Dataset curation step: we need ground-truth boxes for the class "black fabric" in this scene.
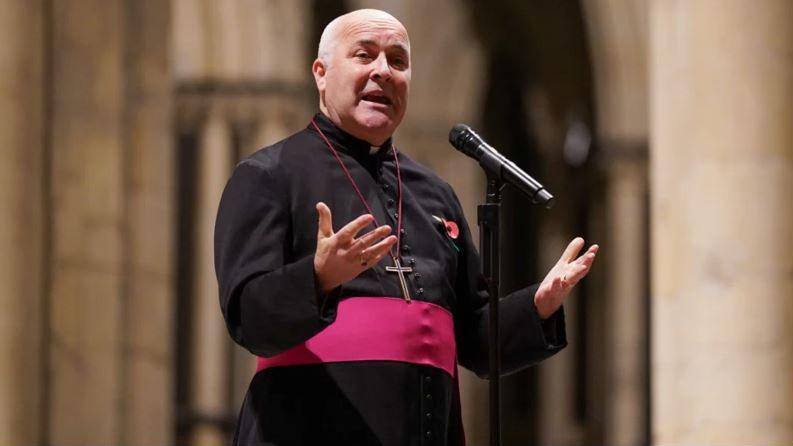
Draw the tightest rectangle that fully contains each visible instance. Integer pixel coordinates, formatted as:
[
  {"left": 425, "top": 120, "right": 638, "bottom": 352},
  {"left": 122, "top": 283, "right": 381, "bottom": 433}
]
[
  {"left": 214, "top": 113, "right": 567, "bottom": 446},
  {"left": 233, "top": 362, "right": 453, "bottom": 446}
]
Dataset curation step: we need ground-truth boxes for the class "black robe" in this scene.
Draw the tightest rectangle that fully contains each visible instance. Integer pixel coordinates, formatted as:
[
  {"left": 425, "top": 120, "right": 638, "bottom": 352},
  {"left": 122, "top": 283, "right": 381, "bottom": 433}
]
[{"left": 214, "top": 113, "right": 567, "bottom": 446}]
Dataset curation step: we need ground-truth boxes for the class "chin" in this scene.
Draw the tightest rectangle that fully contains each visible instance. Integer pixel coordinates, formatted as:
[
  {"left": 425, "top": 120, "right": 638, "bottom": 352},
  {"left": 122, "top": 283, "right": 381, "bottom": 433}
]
[{"left": 356, "top": 111, "right": 397, "bottom": 133}]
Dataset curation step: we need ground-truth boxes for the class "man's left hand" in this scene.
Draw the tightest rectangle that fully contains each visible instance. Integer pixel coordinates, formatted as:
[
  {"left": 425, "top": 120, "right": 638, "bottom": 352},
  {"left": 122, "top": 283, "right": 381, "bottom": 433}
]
[{"left": 534, "top": 237, "right": 599, "bottom": 320}]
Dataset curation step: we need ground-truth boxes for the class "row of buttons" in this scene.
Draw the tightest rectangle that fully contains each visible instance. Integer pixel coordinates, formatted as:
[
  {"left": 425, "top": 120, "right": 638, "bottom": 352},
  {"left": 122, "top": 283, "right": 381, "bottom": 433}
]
[
  {"left": 423, "top": 374, "right": 434, "bottom": 442},
  {"left": 381, "top": 175, "right": 423, "bottom": 296},
  {"left": 381, "top": 163, "right": 434, "bottom": 442}
]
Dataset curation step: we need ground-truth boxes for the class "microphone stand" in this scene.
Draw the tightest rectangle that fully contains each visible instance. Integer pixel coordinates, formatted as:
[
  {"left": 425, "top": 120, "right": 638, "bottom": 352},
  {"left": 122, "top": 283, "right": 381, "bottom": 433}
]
[{"left": 478, "top": 175, "right": 503, "bottom": 446}]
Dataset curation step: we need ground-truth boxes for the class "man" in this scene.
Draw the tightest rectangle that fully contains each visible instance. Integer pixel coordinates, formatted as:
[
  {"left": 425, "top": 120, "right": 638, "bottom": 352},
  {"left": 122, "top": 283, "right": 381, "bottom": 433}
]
[{"left": 214, "top": 9, "right": 597, "bottom": 446}]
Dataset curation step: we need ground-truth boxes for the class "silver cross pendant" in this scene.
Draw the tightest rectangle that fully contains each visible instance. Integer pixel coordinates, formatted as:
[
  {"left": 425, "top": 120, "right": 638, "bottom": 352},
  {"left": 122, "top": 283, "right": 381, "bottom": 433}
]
[{"left": 385, "top": 256, "right": 413, "bottom": 302}]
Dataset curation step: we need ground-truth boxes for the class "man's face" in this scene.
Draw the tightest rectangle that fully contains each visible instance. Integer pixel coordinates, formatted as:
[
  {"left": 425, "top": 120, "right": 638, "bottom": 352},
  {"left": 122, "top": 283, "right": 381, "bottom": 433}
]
[{"left": 314, "top": 16, "right": 411, "bottom": 145}]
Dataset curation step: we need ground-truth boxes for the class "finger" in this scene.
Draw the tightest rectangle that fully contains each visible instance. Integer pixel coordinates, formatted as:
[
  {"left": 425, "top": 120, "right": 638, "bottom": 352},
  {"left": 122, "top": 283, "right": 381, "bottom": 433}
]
[
  {"left": 575, "top": 252, "right": 596, "bottom": 268},
  {"left": 353, "top": 225, "right": 393, "bottom": 251},
  {"left": 565, "top": 263, "right": 591, "bottom": 285},
  {"left": 559, "top": 237, "right": 585, "bottom": 263},
  {"left": 367, "top": 234, "right": 398, "bottom": 255},
  {"left": 316, "top": 202, "right": 333, "bottom": 238},
  {"left": 362, "top": 235, "right": 398, "bottom": 267},
  {"left": 336, "top": 214, "right": 375, "bottom": 243}
]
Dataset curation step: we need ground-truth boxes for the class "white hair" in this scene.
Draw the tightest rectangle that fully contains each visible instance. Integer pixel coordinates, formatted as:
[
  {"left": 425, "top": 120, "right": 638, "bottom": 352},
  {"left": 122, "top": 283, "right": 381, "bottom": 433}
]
[{"left": 317, "top": 16, "right": 343, "bottom": 66}]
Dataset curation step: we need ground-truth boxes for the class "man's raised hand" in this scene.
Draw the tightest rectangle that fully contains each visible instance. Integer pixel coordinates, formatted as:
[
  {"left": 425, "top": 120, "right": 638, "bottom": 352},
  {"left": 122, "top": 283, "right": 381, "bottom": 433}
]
[
  {"left": 313, "top": 202, "right": 397, "bottom": 294},
  {"left": 534, "top": 237, "right": 599, "bottom": 319}
]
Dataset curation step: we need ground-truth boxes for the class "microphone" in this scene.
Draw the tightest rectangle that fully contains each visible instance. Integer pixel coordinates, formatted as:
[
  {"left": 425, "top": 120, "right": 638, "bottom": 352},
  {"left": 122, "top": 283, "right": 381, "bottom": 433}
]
[{"left": 448, "top": 124, "right": 554, "bottom": 208}]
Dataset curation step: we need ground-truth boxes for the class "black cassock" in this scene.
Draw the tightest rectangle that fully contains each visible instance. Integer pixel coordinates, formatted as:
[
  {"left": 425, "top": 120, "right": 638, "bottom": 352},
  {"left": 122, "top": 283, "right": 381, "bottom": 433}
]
[{"left": 214, "top": 113, "right": 567, "bottom": 446}]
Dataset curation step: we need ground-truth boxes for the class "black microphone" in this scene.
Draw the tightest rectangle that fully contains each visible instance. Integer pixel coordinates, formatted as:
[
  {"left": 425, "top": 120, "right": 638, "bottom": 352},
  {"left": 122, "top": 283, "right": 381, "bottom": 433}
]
[{"left": 449, "top": 124, "right": 554, "bottom": 208}]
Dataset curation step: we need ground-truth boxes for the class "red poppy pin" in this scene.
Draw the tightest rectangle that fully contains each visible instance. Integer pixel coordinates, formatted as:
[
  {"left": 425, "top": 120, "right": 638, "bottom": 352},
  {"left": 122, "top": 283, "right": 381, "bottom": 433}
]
[
  {"left": 433, "top": 215, "right": 461, "bottom": 252},
  {"left": 432, "top": 215, "right": 459, "bottom": 239},
  {"left": 444, "top": 219, "right": 459, "bottom": 239}
]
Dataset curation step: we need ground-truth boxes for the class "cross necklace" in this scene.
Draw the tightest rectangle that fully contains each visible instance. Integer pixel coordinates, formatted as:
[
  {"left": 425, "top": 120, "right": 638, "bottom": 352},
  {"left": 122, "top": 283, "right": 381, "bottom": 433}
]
[
  {"left": 385, "top": 260, "right": 412, "bottom": 301},
  {"left": 312, "top": 119, "right": 413, "bottom": 302}
]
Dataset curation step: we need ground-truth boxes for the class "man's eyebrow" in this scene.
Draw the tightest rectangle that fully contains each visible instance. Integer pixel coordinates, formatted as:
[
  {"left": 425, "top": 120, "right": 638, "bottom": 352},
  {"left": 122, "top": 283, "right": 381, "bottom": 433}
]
[
  {"left": 354, "top": 39, "right": 377, "bottom": 47},
  {"left": 353, "top": 39, "right": 409, "bottom": 54}
]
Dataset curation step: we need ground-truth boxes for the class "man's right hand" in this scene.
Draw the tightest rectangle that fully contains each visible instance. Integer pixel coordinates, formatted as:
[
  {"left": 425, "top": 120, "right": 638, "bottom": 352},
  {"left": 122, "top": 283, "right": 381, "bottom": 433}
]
[{"left": 313, "top": 202, "right": 397, "bottom": 294}]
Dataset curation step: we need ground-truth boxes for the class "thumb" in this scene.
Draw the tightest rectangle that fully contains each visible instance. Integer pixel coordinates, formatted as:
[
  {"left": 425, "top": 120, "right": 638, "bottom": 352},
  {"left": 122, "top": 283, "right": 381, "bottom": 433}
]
[{"left": 316, "top": 202, "right": 333, "bottom": 238}]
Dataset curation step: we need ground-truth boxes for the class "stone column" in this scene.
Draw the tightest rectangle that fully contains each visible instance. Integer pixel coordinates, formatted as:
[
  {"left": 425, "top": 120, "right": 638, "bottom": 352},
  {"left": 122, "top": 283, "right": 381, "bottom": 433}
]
[
  {"left": 189, "top": 110, "right": 234, "bottom": 446},
  {"left": 47, "top": 0, "right": 126, "bottom": 443},
  {"left": 651, "top": 1, "right": 793, "bottom": 443},
  {"left": 172, "top": 0, "right": 309, "bottom": 83},
  {"left": 249, "top": 100, "right": 301, "bottom": 157},
  {"left": 0, "top": 1, "right": 44, "bottom": 444},
  {"left": 581, "top": 0, "right": 649, "bottom": 444},
  {"left": 121, "top": 0, "right": 175, "bottom": 443}
]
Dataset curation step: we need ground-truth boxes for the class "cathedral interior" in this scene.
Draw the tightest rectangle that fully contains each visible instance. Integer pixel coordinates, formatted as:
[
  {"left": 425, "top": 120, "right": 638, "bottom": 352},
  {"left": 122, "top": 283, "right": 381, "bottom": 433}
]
[{"left": 1, "top": 0, "right": 791, "bottom": 445}]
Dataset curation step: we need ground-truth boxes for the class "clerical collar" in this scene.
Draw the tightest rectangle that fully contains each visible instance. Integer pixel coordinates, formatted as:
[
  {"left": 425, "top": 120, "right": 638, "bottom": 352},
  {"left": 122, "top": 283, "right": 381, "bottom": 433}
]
[{"left": 308, "top": 113, "right": 392, "bottom": 159}]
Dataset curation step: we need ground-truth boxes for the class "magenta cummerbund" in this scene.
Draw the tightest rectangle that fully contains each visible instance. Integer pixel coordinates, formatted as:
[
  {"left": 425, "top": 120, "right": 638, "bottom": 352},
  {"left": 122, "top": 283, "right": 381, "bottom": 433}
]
[{"left": 256, "top": 296, "right": 457, "bottom": 377}]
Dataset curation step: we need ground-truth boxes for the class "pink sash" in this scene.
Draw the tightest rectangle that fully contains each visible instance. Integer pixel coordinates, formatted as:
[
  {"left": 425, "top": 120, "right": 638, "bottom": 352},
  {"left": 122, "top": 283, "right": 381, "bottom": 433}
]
[{"left": 256, "top": 296, "right": 457, "bottom": 377}]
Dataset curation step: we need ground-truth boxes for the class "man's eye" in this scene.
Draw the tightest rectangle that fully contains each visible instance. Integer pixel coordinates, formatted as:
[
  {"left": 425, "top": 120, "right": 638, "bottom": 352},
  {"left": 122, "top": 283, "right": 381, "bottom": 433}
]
[{"left": 355, "top": 53, "right": 371, "bottom": 59}]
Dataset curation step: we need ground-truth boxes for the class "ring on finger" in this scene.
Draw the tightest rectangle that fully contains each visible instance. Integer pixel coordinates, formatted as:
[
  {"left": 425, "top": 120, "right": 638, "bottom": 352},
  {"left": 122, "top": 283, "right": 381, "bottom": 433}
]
[{"left": 360, "top": 250, "right": 368, "bottom": 266}]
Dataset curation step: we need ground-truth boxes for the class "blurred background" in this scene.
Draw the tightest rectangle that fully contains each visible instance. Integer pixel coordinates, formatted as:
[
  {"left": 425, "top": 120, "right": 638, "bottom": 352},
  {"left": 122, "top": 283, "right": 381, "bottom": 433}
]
[{"left": 1, "top": 0, "right": 791, "bottom": 444}]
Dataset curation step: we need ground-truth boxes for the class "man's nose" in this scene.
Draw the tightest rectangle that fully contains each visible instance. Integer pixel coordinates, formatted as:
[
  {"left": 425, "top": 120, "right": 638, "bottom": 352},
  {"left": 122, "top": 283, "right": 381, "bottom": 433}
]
[{"left": 370, "top": 53, "right": 392, "bottom": 80}]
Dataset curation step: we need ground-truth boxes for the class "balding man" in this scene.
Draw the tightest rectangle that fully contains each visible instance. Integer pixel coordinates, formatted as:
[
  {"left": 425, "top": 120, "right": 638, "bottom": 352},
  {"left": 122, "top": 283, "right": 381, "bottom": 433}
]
[{"left": 215, "top": 9, "right": 597, "bottom": 446}]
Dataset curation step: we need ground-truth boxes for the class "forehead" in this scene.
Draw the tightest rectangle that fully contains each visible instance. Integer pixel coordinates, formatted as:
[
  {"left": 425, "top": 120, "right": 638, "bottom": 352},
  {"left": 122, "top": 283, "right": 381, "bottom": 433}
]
[{"left": 337, "top": 18, "right": 410, "bottom": 52}]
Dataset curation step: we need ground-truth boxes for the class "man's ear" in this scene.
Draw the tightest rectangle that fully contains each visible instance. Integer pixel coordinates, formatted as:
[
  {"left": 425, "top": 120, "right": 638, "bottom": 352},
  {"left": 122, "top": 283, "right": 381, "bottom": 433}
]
[{"left": 312, "top": 58, "right": 326, "bottom": 92}]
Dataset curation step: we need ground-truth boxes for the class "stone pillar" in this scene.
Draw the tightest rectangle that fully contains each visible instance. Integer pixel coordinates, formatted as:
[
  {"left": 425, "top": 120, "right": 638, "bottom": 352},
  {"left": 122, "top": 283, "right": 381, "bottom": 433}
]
[
  {"left": 0, "top": 1, "right": 44, "bottom": 443},
  {"left": 651, "top": 1, "right": 793, "bottom": 443},
  {"left": 581, "top": 0, "right": 649, "bottom": 444},
  {"left": 122, "top": 0, "right": 175, "bottom": 443},
  {"left": 189, "top": 110, "right": 233, "bottom": 446},
  {"left": 173, "top": 0, "right": 314, "bottom": 434},
  {"left": 172, "top": 0, "right": 309, "bottom": 82},
  {"left": 248, "top": 98, "right": 305, "bottom": 157},
  {"left": 47, "top": 0, "right": 126, "bottom": 442}
]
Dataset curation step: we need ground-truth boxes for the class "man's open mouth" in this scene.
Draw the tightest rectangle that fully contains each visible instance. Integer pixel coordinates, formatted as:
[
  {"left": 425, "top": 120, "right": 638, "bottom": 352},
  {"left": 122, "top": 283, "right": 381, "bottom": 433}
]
[{"left": 361, "top": 92, "right": 393, "bottom": 105}]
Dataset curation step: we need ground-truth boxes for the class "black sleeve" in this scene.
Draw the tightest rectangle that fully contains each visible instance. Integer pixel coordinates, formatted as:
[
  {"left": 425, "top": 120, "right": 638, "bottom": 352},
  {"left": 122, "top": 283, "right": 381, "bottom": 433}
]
[
  {"left": 449, "top": 189, "right": 566, "bottom": 378},
  {"left": 214, "top": 158, "right": 341, "bottom": 358}
]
